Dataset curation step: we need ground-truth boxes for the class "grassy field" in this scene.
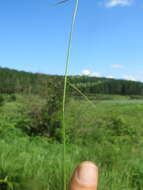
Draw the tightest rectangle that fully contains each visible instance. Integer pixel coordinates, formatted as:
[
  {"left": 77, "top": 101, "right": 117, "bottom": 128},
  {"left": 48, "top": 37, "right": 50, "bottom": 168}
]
[{"left": 0, "top": 95, "right": 143, "bottom": 190}]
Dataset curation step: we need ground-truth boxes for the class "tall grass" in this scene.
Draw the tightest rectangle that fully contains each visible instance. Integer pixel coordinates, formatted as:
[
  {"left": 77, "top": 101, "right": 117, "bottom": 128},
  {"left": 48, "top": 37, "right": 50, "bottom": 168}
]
[
  {"left": 0, "top": 127, "right": 143, "bottom": 190},
  {"left": 0, "top": 96, "right": 143, "bottom": 189},
  {"left": 62, "top": 0, "right": 78, "bottom": 189}
]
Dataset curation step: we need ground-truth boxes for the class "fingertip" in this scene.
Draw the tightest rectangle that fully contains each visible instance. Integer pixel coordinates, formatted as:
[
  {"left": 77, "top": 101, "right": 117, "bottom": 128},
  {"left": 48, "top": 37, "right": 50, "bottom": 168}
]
[
  {"left": 78, "top": 161, "right": 98, "bottom": 171},
  {"left": 69, "top": 161, "right": 98, "bottom": 190}
]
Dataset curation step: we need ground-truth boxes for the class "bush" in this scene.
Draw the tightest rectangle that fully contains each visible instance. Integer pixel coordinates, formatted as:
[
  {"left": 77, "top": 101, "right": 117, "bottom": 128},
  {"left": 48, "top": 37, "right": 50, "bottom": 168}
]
[
  {"left": 19, "top": 86, "right": 64, "bottom": 142},
  {"left": 9, "top": 94, "right": 16, "bottom": 102},
  {"left": 131, "top": 161, "right": 143, "bottom": 189},
  {"left": 0, "top": 95, "right": 4, "bottom": 106},
  {"left": 29, "top": 93, "right": 63, "bottom": 141}
]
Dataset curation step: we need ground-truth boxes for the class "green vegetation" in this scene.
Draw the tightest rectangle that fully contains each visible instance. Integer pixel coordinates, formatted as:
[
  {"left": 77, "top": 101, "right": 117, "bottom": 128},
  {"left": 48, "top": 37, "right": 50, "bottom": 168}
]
[
  {"left": 0, "top": 68, "right": 143, "bottom": 189},
  {"left": 0, "top": 92, "right": 143, "bottom": 190},
  {"left": 1, "top": 67, "right": 143, "bottom": 96}
]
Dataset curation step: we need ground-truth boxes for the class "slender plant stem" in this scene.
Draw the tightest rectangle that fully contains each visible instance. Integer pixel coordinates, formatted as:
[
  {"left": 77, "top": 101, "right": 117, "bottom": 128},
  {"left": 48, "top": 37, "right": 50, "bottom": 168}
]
[
  {"left": 67, "top": 81, "right": 97, "bottom": 107},
  {"left": 62, "top": 0, "right": 79, "bottom": 189}
]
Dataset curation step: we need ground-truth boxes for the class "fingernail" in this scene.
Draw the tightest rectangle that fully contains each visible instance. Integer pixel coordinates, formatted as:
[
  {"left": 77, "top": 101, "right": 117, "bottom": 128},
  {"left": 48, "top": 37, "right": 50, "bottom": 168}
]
[{"left": 76, "top": 162, "right": 98, "bottom": 186}]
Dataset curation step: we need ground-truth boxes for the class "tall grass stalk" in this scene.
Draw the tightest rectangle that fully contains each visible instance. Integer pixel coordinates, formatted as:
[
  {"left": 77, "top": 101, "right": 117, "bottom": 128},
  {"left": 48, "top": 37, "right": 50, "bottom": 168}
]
[
  {"left": 67, "top": 81, "right": 96, "bottom": 107},
  {"left": 62, "top": 0, "right": 79, "bottom": 189}
]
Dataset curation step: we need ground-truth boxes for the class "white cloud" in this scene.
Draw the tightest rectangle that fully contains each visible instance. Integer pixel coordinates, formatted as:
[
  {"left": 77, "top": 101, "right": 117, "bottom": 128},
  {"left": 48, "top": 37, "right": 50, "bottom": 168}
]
[
  {"left": 81, "top": 70, "right": 101, "bottom": 77},
  {"left": 111, "top": 64, "right": 125, "bottom": 69},
  {"left": 80, "top": 70, "right": 143, "bottom": 83},
  {"left": 123, "top": 75, "right": 137, "bottom": 81},
  {"left": 107, "top": 75, "right": 114, "bottom": 79},
  {"left": 81, "top": 69, "right": 91, "bottom": 76},
  {"left": 91, "top": 72, "right": 101, "bottom": 77},
  {"left": 105, "top": 0, "right": 132, "bottom": 7}
]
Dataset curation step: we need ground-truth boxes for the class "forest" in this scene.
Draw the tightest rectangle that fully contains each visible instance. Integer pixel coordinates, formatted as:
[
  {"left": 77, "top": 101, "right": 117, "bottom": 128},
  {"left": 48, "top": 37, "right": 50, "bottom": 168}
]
[{"left": 0, "top": 67, "right": 143, "bottom": 96}]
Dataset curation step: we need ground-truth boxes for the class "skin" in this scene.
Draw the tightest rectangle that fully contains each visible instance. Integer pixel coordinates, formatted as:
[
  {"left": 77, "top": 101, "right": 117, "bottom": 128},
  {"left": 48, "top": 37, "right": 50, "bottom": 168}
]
[{"left": 69, "top": 161, "right": 98, "bottom": 190}]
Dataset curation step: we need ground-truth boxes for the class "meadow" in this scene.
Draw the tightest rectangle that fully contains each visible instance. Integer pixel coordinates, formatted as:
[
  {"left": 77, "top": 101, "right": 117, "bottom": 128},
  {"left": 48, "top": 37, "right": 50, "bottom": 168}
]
[{"left": 0, "top": 94, "right": 143, "bottom": 190}]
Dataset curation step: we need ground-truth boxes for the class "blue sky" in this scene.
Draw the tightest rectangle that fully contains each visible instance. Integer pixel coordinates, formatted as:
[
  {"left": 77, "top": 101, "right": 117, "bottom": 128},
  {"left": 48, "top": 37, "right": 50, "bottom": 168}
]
[{"left": 0, "top": 0, "right": 143, "bottom": 81}]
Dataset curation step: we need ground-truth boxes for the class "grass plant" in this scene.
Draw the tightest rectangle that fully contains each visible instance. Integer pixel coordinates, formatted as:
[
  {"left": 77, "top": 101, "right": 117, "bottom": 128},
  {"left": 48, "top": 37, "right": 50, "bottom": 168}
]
[{"left": 0, "top": 95, "right": 143, "bottom": 189}]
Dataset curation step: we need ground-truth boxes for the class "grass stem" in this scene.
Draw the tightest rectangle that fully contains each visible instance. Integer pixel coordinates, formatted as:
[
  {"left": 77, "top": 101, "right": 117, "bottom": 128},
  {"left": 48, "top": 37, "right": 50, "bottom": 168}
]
[{"left": 62, "top": 0, "right": 79, "bottom": 189}]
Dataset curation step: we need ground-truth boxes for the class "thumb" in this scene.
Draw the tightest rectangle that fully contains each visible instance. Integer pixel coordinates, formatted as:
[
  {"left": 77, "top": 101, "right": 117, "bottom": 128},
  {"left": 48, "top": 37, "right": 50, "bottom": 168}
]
[{"left": 69, "top": 161, "right": 98, "bottom": 190}]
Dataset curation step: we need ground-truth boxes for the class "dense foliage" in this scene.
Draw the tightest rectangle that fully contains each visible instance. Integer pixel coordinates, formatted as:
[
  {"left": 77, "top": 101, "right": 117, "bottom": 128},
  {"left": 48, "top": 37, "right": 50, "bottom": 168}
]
[
  {"left": 0, "top": 95, "right": 143, "bottom": 190},
  {"left": 0, "top": 67, "right": 64, "bottom": 95},
  {"left": 0, "top": 68, "right": 143, "bottom": 190},
  {"left": 69, "top": 76, "right": 143, "bottom": 95},
  {"left": 0, "top": 67, "right": 143, "bottom": 96}
]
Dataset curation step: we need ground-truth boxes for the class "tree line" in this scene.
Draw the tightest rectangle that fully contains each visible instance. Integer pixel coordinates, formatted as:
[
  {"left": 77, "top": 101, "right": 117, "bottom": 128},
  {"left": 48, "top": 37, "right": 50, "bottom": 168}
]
[{"left": 0, "top": 67, "right": 143, "bottom": 96}]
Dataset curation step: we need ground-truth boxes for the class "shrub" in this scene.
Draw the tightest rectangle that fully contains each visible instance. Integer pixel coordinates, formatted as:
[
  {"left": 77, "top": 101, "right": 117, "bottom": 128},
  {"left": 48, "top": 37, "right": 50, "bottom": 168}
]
[
  {"left": 9, "top": 94, "right": 16, "bottom": 102},
  {"left": 0, "top": 95, "right": 4, "bottom": 106},
  {"left": 21, "top": 85, "right": 65, "bottom": 142},
  {"left": 29, "top": 93, "right": 63, "bottom": 141},
  {"left": 131, "top": 161, "right": 143, "bottom": 189}
]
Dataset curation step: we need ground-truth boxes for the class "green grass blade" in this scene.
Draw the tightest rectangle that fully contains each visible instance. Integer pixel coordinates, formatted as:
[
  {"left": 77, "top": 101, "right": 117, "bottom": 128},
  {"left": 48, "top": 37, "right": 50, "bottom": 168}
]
[{"left": 62, "top": 0, "right": 79, "bottom": 189}]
